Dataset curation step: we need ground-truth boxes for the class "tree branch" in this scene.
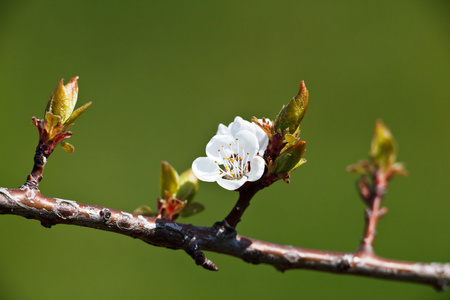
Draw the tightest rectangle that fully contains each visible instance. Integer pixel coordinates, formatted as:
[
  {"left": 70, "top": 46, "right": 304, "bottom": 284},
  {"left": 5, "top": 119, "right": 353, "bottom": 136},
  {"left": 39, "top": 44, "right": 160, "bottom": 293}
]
[
  {"left": 358, "top": 169, "right": 387, "bottom": 253},
  {"left": 1, "top": 187, "right": 448, "bottom": 291},
  {"left": 223, "top": 185, "right": 259, "bottom": 228}
]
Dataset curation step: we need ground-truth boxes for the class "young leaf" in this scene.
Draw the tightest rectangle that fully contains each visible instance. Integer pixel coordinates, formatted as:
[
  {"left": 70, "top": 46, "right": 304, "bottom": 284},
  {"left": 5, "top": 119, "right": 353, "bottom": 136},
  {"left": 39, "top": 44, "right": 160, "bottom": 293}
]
[
  {"left": 159, "top": 161, "right": 180, "bottom": 198},
  {"left": 60, "top": 141, "right": 75, "bottom": 153},
  {"left": 180, "top": 202, "right": 205, "bottom": 218},
  {"left": 176, "top": 168, "right": 199, "bottom": 203}
]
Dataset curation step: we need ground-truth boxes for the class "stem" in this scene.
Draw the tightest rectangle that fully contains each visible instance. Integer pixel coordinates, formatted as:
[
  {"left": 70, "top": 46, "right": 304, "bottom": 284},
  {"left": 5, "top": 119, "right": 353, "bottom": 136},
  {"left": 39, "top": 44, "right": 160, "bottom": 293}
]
[
  {"left": 23, "top": 143, "right": 48, "bottom": 189},
  {"left": 358, "top": 170, "right": 387, "bottom": 254},
  {"left": 223, "top": 185, "right": 259, "bottom": 228},
  {"left": 23, "top": 118, "right": 72, "bottom": 189}
]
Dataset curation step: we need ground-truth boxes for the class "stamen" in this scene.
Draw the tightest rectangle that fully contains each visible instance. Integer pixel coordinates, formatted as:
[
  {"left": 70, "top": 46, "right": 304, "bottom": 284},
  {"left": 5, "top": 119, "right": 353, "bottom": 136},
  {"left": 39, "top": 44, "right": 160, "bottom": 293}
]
[{"left": 214, "top": 136, "right": 255, "bottom": 180}]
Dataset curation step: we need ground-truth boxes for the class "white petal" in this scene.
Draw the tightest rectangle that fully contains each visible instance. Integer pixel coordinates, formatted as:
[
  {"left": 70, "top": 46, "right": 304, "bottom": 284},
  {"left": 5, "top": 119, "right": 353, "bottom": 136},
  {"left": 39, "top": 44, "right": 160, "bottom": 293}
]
[
  {"left": 192, "top": 157, "right": 220, "bottom": 182},
  {"left": 253, "top": 123, "right": 269, "bottom": 156},
  {"left": 246, "top": 156, "right": 266, "bottom": 181},
  {"left": 216, "top": 176, "right": 248, "bottom": 190},
  {"left": 230, "top": 116, "right": 256, "bottom": 137},
  {"left": 252, "top": 119, "right": 270, "bottom": 156},
  {"left": 235, "top": 130, "right": 259, "bottom": 158},
  {"left": 205, "top": 134, "right": 235, "bottom": 160},
  {"left": 216, "top": 123, "right": 230, "bottom": 135}
]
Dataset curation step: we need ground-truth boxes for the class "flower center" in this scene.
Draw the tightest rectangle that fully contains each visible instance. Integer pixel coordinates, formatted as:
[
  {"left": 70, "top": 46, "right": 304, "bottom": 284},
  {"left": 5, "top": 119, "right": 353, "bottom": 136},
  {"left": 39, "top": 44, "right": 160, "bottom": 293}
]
[{"left": 215, "top": 138, "right": 250, "bottom": 180}]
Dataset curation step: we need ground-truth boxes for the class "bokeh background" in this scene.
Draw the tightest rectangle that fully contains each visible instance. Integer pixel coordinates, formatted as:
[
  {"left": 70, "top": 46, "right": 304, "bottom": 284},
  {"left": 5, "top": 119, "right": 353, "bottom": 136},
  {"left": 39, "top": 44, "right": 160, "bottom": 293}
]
[{"left": 0, "top": 1, "right": 449, "bottom": 299}]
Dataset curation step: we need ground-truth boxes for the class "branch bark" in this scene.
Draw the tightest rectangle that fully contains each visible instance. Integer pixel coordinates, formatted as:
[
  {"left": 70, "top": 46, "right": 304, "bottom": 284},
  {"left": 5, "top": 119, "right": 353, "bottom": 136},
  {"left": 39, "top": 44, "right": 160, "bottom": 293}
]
[{"left": 1, "top": 187, "right": 448, "bottom": 291}]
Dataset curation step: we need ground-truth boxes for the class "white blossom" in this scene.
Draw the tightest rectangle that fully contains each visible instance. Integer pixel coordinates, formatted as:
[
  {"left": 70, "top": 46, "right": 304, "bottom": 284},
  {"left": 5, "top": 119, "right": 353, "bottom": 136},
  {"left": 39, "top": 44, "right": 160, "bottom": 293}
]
[{"left": 192, "top": 117, "right": 269, "bottom": 190}]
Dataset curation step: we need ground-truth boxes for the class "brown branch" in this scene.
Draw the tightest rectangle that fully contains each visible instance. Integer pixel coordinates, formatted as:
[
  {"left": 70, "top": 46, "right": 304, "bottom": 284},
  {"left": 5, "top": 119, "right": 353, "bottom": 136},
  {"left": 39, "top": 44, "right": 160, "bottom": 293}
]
[
  {"left": 23, "top": 137, "right": 48, "bottom": 189},
  {"left": 223, "top": 185, "right": 259, "bottom": 228},
  {"left": 358, "top": 170, "right": 387, "bottom": 254},
  {"left": 1, "top": 186, "right": 448, "bottom": 291}
]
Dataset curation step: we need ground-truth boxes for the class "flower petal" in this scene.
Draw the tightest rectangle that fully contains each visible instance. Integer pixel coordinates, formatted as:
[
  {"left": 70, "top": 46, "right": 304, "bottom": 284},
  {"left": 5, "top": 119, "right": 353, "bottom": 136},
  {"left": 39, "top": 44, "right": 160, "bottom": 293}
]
[
  {"left": 253, "top": 121, "right": 269, "bottom": 155},
  {"left": 234, "top": 130, "right": 259, "bottom": 158},
  {"left": 246, "top": 156, "right": 266, "bottom": 181},
  {"left": 205, "top": 134, "right": 236, "bottom": 161},
  {"left": 192, "top": 157, "right": 219, "bottom": 182},
  {"left": 216, "top": 123, "right": 230, "bottom": 135},
  {"left": 230, "top": 116, "right": 256, "bottom": 137},
  {"left": 216, "top": 176, "right": 248, "bottom": 190}
]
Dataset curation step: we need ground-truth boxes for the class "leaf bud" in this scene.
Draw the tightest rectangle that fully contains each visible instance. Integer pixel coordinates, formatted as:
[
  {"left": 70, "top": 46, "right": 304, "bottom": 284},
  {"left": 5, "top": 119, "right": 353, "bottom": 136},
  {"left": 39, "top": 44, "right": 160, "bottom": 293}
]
[
  {"left": 370, "top": 120, "right": 396, "bottom": 173},
  {"left": 176, "top": 168, "right": 199, "bottom": 203},
  {"left": 270, "top": 140, "right": 306, "bottom": 174},
  {"left": 274, "top": 81, "right": 309, "bottom": 134},
  {"left": 46, "top": 77, "right": 91, "bottom": 125},
  {"left": 159, "top": 161, "right": 180, "bottom": 198}
]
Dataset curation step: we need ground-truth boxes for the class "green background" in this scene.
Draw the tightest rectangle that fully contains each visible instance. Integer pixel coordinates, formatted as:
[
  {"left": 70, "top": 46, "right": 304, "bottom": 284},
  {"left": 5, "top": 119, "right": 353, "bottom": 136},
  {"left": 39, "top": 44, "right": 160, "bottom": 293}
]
[{"left": 0, "top": 1, "right": 449, "bottom": 299}]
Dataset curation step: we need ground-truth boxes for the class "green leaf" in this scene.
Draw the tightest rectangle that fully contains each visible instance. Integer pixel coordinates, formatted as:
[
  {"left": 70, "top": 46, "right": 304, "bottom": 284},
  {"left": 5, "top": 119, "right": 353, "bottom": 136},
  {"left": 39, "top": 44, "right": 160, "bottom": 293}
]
[
  {"left": 292, "top": 158, "right": 307, "bottom": 171},
  {"left": 45, "top": 111, "right": 60, "bottom": 128},
  {"left": 44, "top": 111, "right": 62, "bottom": 138},
  {"left": 274, "top": 98, "right": 299, "bottom": 133},
  {"left": 160, "top": 161, "right": 179, "bottom": 198},
  {"left": 284, "top": 133, "right": 298, "bottom": 143},
  {"left": 180, "top": 202, "right": 205, "bottom": 218},
  {"left": 176, "top": 168, "right": 198, "bottom": 203},
  {"left": 133, "top": 205, "right": 157, "bottom": 217},
  {"left": 270, "top": 140, "right": 306, "bottom": 174},
  {"left": 293, "top": 80, "right": 309, "bottom": 126},
  {"left": 65, "top": 101, "right": 92, "bottom": 125},
  {"left": 60, "top": 141, "right": 75, "bottom": 153}
]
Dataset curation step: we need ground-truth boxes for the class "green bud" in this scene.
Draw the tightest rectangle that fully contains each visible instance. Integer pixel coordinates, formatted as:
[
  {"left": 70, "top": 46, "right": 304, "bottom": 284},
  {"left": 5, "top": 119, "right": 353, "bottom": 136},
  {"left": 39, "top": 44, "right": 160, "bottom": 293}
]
[
  {"left": 292, "top": 80, "right": 309, "bottom": 126},
  {"left": 275, "top": 98, "right": 299, "bottom": 134},
  {"left": 46, "top": 77, "right": 91, "bottom": 126},
  {"left": 155, "top": 162, "right": 204, "bottom": 219},
  {"left": 348, "top": 121, "right": 407, "bottom": 181},
  {"left": 270, "top": 140, "right": 306, "bottom": 174},
  {"left": 176, "top": 168, "right": 199, "bottom": 203},
  {"left": 370, "top": 120, "right": 396, "bottom": 172},
  {"left": 275, "top": 81, "right": 309, "bottom": 133},
  {"left": 159, "top": 161, "right": 180, "bottom": 198}
]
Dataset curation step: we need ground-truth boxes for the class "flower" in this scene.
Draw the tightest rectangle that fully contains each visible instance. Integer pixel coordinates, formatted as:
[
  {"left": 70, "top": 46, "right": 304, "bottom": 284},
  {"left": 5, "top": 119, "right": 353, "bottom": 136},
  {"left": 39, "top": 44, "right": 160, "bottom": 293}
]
[{"left": 192, "top": 116, "right": 269, "bottom": 190}]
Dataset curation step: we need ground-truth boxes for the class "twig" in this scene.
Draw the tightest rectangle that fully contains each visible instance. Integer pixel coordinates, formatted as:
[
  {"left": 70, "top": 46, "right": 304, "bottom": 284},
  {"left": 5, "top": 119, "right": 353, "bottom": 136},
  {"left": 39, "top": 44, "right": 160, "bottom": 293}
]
[
  {"left": 358, "top": 169, "right": 387, "bottom": 254},
  {"left": 1, "top": 187, "right": 448, "bottom": 290},
  {"left": 223, "top": 185, "right": 259, "bottom": 228}
]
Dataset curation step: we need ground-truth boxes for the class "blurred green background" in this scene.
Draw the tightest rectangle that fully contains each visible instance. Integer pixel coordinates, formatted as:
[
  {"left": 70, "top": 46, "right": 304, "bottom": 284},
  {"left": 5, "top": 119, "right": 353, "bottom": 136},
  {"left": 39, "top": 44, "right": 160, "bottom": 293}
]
[{"left": 0, "top": 1, "right": 449, "bottom": 299}]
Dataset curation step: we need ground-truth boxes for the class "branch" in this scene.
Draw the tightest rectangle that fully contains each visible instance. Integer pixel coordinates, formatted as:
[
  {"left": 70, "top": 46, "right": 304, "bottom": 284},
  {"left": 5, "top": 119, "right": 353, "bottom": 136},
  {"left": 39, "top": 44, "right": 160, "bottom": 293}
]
[
  {"left": 358, "top": 169, "right": 388, "bottom": 253},
  {"left": 223, "top": 185, "right": 258, "bottom": 228},
  {"left": 1, "top": 187, "right": 448, "bottom": 291}
]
